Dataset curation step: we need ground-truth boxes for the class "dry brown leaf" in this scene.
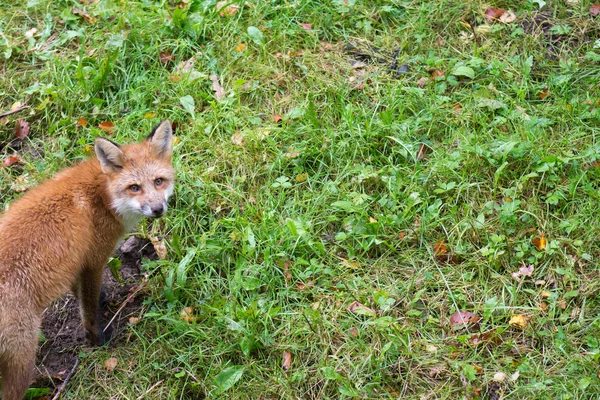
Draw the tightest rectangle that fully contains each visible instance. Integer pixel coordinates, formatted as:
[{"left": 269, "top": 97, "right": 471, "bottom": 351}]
[
  {"left": 299, "top": 23, "right": 313, "bottom": 30},
  {"left": 209, "top": 74, "right": 226, "bottom": 100},
  {"left": 282, "top": 351, "right": 292, "bottom": 371},
  {"left": 3, "top": 155, "right": 20, "bottom": 167},
  {"left": 180, "top": 306, "right": 196, "bottom": 323},
  {"left": 150, "top": 237, "right": 167, "bottom": 259},
  {"left": 484, "top": 7, "right": 506, "bottom": 22},
  {"left": 15, "top": 120, "right": 30, "bottom": 141},
  {"left": 539, "top": 88, "right": 550, "bottom": 99},
  {"left": 347, "top": 301, "right": 376, "bottom": 317},
  {"left": 98, "top": 121, "right": 115, "bottom": 133},
  {"left": 159, "top": 50, "right": 174, "bottom": 63},
  {"left": 509, "top": 314, "right": 528, "bottom": 328},
  {"left": 234, "top": 43, "right": 247, "bottom": 53},
  {"left": 499, "top": 10, "right": 516, "bottom": 23},
  {"left": 341, "top": 258, "right": 360, "bottom": 269},
  {"left": 72, "top": 8, "right": 96, "bottom": 24},
  {"left": 433, "top": 240, "right": 448, "bottom": 256},
  {"left": 231, "top": 131, "right": 244, "bottom": 146},
  {"left": 540, "top": 290, "right": 551, "bottom": 299},
  {"left": 216, "top": 1, "right": 240, "bottom": 16},
  {"left": 77, "top": 117, "right": 88, "bottom": 127},
  {"left": 416, "top": 77, "right": 430, "bottom": 87},
  {"left": 273, "top": 114, "right": 282, "bottom": 124},
  {"left": 284, "top": 151, "right": 300, "bottom": 159},
  {"left": 511, "top": 264, "right": 534, "bottom": 282},
  {"left": 349, "top": 327, "right": 358, "bottom": 337},
  {"left": 453, "top": 103, "right": 463, "bottom": 114},
  {"left": 590, "top": 4, "right": 600, "bottom": 16},
  {"left": 104, "top": 357, "right": 118, "bottom": 371},
  {"left": 449, "top": 310, "right": 480, "bottom": 329},
  {"left": 430, "top": 69, "right": 445, "bottom": 79},
  {"left": 416, "top": 143, "right": 428, "bottom": 161},
  {"left": 129, "top": 316, "right": 141, "bottom": 325},
  {"left": 532, "top": 233, "right": 546, "bottom": 250},
  {"left": 369, "top": 217, "right": 377, "bottom": 223}
]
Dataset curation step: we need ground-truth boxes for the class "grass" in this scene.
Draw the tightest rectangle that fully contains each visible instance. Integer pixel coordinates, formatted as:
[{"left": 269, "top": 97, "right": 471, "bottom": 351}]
[{"left": 2, "top": 0, "right": 600, "bottom": 398}]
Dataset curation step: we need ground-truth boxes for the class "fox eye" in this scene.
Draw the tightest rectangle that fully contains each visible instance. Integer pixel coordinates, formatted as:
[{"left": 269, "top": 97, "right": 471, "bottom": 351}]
[
  {"left": 154, "top": 178, "right": 164, "bottom": 186},
  {"left": 129, "top": 184, "right": 141, "bottom": 193}
]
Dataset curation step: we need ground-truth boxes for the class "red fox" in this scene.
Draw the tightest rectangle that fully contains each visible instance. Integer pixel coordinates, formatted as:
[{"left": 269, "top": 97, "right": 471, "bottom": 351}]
[{"left": 0, "top": 120, "right": 174, "bottom": 400}]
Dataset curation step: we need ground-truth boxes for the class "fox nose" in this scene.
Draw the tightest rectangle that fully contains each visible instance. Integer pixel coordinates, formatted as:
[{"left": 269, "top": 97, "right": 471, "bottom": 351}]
[{"left": 151, "top": 204, "right": 164, "bottom": 217}]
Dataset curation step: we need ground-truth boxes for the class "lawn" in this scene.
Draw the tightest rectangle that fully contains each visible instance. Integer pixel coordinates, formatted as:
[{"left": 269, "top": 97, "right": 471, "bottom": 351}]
[{"left": 2, "top": 0, "right": 600, "bottom": 398}]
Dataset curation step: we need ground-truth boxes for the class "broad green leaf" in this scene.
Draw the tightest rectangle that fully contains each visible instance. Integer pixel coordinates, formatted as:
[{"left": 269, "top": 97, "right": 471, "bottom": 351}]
[
  {"left": 247, "top": 26, "right": 263, "bottom": 45},
  {"left": 180, "top": 95, "right": 195, "bottom": 117},
  {"left": 215, "top": 365, "right": 245, "bottom": 392},
  {"left": 452, "top": 66, "right": 475, "bottom": 79}
]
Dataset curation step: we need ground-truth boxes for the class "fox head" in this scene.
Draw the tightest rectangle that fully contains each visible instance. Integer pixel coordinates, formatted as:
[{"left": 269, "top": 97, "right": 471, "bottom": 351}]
[{"left": 94, "top": 120, "right": 175, "bottom": 226}]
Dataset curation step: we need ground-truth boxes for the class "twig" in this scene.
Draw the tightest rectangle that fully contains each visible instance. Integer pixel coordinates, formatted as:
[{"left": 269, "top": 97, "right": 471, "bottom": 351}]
[
  {"left": 51, "top": 358, "right": 80, "bottom": 400},
  {"left": 136, "top": 379, "right": 164, "bottom": 400},
  {"left": 0, "top": 105, "right": 29, "bottom": 119},
  {"left": 103, "top": 282, "right": 147, "bottom": 332}
]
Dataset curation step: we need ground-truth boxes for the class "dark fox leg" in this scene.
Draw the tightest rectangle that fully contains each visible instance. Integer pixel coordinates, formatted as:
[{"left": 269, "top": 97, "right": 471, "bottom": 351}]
[{"left": 79, "top": 265, "right": 111, "bottom": 345}]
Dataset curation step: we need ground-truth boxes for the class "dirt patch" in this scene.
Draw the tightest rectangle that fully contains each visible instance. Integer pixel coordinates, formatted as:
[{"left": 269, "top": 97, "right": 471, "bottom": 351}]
[{"left": 32, "top": 236, "right": 157, "bottom": 395}]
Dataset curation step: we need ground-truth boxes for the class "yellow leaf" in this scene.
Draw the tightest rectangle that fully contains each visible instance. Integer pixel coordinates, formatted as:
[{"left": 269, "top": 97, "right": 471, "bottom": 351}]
[
  {"left": 180, "top": 306, "right": 196, "bottom": 323},
  {"left": 234, "top": 43, "right": 247, "bottom": 53},
  {"left": 532, "top": 233, "right": 546, "bottom": 250},
  {"left": 144, "top": 112, "right": 156, "bottom": 119},
  {"left": 509, "top": 314, "right": 528, "bottom": 329},
  {"left": 295, "top": 173, "right": 307, "bottom": 182}
]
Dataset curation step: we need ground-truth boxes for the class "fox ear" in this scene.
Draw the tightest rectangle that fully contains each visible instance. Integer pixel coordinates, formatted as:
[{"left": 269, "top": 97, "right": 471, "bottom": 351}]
[
  {"left": 95, "top": 138, "right": 124, "bottom": 173},
  {"left": 147, "top": 119, "right": 173, "bottom": 158}
]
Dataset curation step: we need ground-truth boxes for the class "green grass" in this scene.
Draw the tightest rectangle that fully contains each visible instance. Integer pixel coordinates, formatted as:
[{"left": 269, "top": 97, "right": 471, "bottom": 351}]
[{"left": 2, "top": 0, "right": 600, "bottom": 398}]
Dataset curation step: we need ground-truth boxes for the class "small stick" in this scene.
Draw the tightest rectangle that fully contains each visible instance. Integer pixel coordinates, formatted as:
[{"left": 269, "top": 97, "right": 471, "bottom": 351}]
[
  {"left": 103, "top": 283, "right": 147, "bottom": 332},
  {"left": 136, "top": 379, "right": 164, "bottom": 400},
  {"left": 51, "top": 358, "right": 80, "bottom": 400},
  {"left": 0, "top": 105, "right": 29, "bottom": 119}
]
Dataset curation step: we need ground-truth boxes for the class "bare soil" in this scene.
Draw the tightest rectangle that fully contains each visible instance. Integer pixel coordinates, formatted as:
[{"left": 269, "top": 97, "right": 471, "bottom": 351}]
[{"left": 32, "top": 236, "right": 157, "bottom": 396}]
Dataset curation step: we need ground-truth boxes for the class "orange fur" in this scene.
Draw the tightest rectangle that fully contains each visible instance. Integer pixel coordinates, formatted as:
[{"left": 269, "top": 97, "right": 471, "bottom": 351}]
[{"left": 0, "top": 120, "right": 174, "bottom": 399}]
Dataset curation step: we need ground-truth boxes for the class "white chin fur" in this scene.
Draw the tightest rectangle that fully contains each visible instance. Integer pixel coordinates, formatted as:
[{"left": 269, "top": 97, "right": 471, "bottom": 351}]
[{"left": 112, "top": 197, "right": 144, "bottom": 232}]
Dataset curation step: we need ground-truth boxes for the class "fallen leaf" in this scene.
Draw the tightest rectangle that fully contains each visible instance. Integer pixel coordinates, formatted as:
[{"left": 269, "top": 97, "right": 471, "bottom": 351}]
[
  {"left": 349, "top": 327, "right": 358, "bottom": 337},
  {"left": 499, "top": 10, "right": 516, "bottom": 23},
  {"left": 77, "top": 117, "right": 88, "bottom": 127},
  {"left": 416, "top": 143, "right": 428, "bottom": 161},
  {"left": 150, "top": 237, "right": 167, "bottom": 259},
  {"left": 453, "top": 103, "right": 463, "bottom": 114},
  {"left": 180, "top": 306, "right": 196, "bottom": 323},
  {"left": 493, "top": 372, "right": 508, "bottom": 382},
  {"left": 209, "top": 74, "right": 226, "bottom": 100},
  {"left": 511, "top": 264, "right": 534, "bottom": 282},
  {"left": 341, "top": 258, "right": 360, "bottom": 269},
  {"left": 299, "top": 23, "right": 312, "bottom": 30},
  {"left": 3, "top": 155, "right": 20, "bottom": 167},
  {"left": 282, "top": 351, "right": 292, "bottom": 371},
  {"left": 104, "top": 357, "right": 118, "bottom": 372},
  {"left": 129, "top": 317, "right": 141, "bottom": 325},
  {"left": 449, "top": 310, "right": 480, "bottom": 329},
  {"left": 509, "top": 314, "right": 528, "bottom": 329},
  {"left": 398, "top": 231, "right": 406, "bottom": 240},
  {"left": 430, "top": 69, "right": 445, "bottom": 79},
  {"left": 98, "top": 121, "right": 115, "bottom": 133},
  {"left": 216, "top": 1, "right": 240, "bottom": 16},
  {"left": 272, "top": 114, "right": 282, "bottom": 124},
  {"left": 295, "top": 173, "right": 307, "bottom": 183},
  {"left": 425, "top": 344, "right": 438, "bottom": 352},
  {"left": 231, "top": 131, "right": 244, "bottom": 146},
  {"left": 284, "top": 151, "right": 300, "bottom": 159},
  {"left": 591, "top": 4, "right": 600, "bottom": 16},
  {"left": 159, "top": 50, "right": 174, "bottom": 63},
  {"left": 484, "top": 7, "right": 506, "bottom": 22},
  {"left": 472, "top": 364, "right": 483, "bottom": 374},
  {"left": 532, "top": 233, "right": 546, "bottom": 250},
  {"left": 433, "top": 240, "right": 448, "bottom": 256},
  {"left": 416, "top": 77, "right": 430, "bottom": 87},
  {"left": 348, "top": 301, "right": 376, "bottom": 317},
  {"left": 351, "top": 61, "right": 368, "bottom": 69},
  {"left": 319, "top": 41, "right": 333, "bottom": 51},
  {"left": 369, "top": 217, "right": 377, "bottom": 223},
  {"left": 540, "top": 290, "right": 551, "bottom": 298},
  {"left": 234, "top": 43, "right": 247, "bottom": 53},
  {"left": 72, "top": 8, "right": 96, "bottom": 24},
  {"left": 15, "top": 120, "right": 30, "bottom": 140},
  {"left": 540, "top": 302, "right": 548, "bottom": 311},
  {"left": 558, "top": 299, "right": 567, "bottom": 309},
  {"left": 539, "top": 88, "right": 550, "bottom": 99}
]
